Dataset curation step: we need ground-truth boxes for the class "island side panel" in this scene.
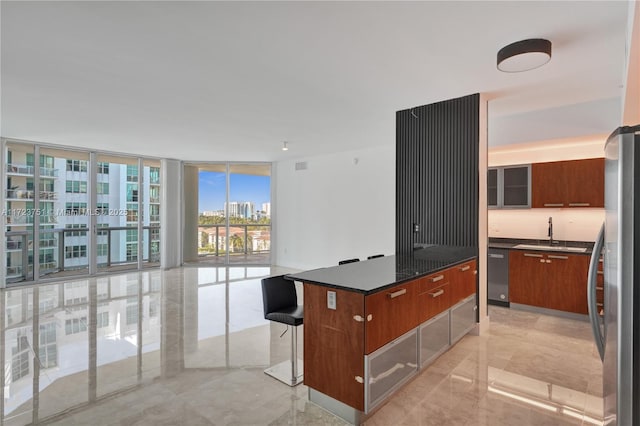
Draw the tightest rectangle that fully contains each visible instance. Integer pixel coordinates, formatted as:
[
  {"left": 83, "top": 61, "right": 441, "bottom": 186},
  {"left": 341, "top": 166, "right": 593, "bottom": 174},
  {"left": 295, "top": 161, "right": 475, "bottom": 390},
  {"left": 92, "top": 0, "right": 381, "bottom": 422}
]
[{"left": 303, "top": 283, "right": 365, "bottom": 411}]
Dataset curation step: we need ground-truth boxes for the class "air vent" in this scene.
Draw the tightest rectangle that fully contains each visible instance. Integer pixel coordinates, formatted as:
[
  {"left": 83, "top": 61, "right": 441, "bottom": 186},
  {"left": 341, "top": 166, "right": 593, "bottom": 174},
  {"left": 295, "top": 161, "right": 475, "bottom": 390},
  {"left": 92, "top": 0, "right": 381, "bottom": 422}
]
[{"left": 295, "top": 161, "right": 308, "bottom": 171}]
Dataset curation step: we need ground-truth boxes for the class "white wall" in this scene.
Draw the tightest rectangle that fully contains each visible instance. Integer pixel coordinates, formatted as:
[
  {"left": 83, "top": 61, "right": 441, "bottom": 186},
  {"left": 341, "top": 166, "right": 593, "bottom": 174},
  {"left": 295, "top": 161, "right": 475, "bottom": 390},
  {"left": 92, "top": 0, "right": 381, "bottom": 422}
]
[
  {"left": 274, "top": 145, "right": 395, "bottom": 270},
  {"left": 488, "top": 135, "right": 605, "bottom": 243}
]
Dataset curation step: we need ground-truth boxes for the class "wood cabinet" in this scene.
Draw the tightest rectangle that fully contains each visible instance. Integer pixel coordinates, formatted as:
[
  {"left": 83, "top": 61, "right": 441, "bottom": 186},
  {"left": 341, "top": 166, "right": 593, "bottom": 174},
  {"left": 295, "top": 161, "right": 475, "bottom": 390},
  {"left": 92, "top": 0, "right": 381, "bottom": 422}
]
[
  {"left": 509, "top": 250, "right": 589, "bottom": 314},
  {"left": 365, "top": 280, "right": 419, "bottom": 354},
  {"left": 301, "top": 257, "right": 478, "bottom": 415},
  {"left": 363, "top": 259, "right": 478, "bottom": 354},
  {"left": 545, "top": 253, "right": 589, "bottom": 314},
  {"left": 417, "top": 270, "right": 451, "bottom": 323},
  {"left": 303, "top": 284, "right": 365, "bottom": 411},
  {"left": 531, "top": 162, "right": 566, "bottom": 208},
  {"left": 531, "top": 158, "right": 604, "bottom": 208},
  {"left": 509, "top": 251, "right": 546, "bottom": 307},
  {"left": 450, "top": 259, "right": 477, "bottom": 304},
  {"left": 564, "top": 158, "right": 604, "bottom": 207}
]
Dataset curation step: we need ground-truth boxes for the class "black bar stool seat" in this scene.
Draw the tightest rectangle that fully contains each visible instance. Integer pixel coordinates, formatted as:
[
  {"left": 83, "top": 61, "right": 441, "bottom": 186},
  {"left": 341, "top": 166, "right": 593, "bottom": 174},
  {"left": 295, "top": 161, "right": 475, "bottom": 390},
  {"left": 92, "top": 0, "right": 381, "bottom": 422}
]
[
  {"left": 265, "top": 306, "right": 303, "bottom": 326},
  {"left": 261, "top": 275, "right": 304, "bottom": 386}
]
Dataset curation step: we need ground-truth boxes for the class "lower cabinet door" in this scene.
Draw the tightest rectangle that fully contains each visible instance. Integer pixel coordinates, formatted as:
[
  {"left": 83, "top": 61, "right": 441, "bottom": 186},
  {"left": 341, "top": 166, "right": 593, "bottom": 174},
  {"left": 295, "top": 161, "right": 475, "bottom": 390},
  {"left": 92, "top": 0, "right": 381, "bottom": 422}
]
[
  {"left": 450, "top": 295, "right": 476, "bottom": 344},
  {"left": 419, "top": 310, "right": 450, "bottom": 368},
  {"left": 365, "top": 329, "right": 418, "bottom": 412}
]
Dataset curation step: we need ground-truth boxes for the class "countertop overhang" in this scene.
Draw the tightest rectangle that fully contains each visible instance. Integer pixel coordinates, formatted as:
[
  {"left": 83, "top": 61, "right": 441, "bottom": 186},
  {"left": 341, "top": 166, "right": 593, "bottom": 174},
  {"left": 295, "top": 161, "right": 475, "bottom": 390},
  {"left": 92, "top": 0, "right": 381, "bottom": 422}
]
[{"left": 286, "top": 245, "right": 477, "bottom": 295}]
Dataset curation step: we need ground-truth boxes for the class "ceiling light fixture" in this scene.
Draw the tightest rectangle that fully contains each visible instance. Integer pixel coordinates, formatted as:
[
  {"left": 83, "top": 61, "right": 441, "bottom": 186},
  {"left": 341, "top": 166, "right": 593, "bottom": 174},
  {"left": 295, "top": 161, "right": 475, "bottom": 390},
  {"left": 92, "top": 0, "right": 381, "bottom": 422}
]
[
  {"left": 282, "top": 141, "right": 289, "bottom": 151},
  {"left": 497, "top": 38, "right": 552, "bottom": 73}
]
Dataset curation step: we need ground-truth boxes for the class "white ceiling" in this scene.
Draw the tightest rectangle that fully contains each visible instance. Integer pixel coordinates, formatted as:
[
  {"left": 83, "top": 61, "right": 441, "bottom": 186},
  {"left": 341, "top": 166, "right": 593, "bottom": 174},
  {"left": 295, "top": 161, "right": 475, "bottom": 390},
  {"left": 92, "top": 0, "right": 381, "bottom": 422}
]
[{"left": 1, "top": 1, "right": 631, "bottom": 162}]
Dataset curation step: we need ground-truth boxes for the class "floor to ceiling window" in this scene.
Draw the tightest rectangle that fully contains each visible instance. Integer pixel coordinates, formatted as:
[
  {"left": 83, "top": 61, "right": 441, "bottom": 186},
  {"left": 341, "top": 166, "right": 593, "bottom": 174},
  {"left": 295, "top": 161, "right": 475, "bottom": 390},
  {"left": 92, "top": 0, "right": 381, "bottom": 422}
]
[
  {"left": 184, "top": 163, "right": 271, "bottom": 266},
  {"left": 41, "top": 148, "right": 91, "bottom": 279},
  {"left": 5, "top": 142, "right": 36, "bottom": 282},
  {"left": 3, "top": 140, "right": 162, "bottom": 285},
  {"left": 143, "top": 159, "right": 161, "bottom": 268}
]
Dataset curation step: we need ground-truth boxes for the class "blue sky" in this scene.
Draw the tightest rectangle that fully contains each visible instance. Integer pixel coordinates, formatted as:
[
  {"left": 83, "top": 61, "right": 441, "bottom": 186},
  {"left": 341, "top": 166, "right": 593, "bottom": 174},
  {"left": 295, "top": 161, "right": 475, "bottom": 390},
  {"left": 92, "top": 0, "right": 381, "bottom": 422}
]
[{"left": 198, "top": 171, "right": 271, "bottom": 212}]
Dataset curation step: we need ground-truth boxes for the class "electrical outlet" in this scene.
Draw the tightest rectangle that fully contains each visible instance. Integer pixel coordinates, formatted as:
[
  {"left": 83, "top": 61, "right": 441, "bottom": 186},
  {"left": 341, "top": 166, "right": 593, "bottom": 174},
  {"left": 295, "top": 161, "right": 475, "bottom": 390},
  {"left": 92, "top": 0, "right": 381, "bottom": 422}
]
[{"left": 327, "top": 291, "right": 336, "bottom": 310}]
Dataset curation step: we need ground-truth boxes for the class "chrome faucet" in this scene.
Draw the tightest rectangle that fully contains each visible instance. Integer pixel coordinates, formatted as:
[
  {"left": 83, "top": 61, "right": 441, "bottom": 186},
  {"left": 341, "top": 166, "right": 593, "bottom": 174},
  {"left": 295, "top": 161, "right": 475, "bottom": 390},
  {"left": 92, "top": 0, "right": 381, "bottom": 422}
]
[{"left": 548, "top": 217, "right": 553, "bottom": 245}]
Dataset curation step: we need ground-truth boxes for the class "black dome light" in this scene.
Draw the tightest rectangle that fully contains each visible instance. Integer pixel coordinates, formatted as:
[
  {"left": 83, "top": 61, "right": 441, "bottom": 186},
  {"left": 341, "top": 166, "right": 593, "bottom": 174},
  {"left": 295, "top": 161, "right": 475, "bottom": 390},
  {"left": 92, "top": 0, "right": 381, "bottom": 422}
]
[{"left": 497, "top": 38, "right": 552, "bottom": 73}]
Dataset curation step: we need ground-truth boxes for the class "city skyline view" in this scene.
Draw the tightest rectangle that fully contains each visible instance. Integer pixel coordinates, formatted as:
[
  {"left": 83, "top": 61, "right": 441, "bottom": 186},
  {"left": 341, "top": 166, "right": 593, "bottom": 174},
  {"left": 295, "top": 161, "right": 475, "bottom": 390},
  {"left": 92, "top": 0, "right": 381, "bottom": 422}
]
[{"left": 198, "top": 171, "right": 271, "bottom": 214}]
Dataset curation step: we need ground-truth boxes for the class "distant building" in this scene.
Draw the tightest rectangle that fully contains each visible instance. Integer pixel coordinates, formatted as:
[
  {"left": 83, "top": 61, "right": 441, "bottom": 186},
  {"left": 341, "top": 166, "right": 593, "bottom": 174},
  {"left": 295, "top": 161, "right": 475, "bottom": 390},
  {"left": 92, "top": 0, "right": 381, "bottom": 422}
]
[
  {"left": 5, "top": 146, "right": 160, "bottom": 281},
  {"left": 262, "top": 202, "right": 271, "bottom": 217},
  {"left": 198, "top": 226, "right": 270, "bottom": 254},
  {"left": 225, "top": 201, "right": 254, "bottom": 219}
]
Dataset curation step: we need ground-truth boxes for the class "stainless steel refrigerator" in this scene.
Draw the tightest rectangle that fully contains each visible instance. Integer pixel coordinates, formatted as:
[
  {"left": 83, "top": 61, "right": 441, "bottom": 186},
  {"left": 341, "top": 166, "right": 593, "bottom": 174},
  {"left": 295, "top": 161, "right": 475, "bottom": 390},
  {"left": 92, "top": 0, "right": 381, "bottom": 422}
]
[{"left": 587, "top": 124, "right": 640, "bottom": 426}]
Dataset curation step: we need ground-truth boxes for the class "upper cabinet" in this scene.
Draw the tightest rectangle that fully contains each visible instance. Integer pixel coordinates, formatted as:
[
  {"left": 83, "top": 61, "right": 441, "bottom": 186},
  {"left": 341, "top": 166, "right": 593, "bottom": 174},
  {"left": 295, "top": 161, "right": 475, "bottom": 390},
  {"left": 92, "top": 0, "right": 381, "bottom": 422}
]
[
  {"left": 531, "top": 158, "right": 604, "bottom": 208},
  {"left": 490, "top": 158, "right": 604, "bottom": 209},
  {"left": 488, "top": 165, "right": 531, "bottom": 208}
]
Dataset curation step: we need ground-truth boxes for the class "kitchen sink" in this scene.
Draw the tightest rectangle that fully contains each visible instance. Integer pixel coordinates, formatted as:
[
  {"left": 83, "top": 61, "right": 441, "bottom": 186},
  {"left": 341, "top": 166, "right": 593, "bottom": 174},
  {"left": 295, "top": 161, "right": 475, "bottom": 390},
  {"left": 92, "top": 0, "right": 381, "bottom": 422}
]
[{"left": 513, "top": 244, "right": 587, "bottom": 253}]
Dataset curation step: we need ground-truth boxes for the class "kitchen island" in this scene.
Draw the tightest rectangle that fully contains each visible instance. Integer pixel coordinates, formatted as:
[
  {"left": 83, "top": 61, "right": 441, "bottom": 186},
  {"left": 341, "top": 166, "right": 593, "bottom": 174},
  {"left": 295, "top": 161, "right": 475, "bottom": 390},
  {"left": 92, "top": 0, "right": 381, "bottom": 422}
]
[{"left": 287, "top": 246, "right": 478, "bottom": 424}]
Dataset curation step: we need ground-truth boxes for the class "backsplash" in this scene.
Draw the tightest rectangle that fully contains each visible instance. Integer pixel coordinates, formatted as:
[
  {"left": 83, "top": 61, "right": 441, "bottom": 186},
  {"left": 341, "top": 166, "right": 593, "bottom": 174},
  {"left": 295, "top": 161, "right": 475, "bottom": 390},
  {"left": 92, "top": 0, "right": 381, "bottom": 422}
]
[{"left": 488, "top": 208, "right": 604, "bottom": 242}]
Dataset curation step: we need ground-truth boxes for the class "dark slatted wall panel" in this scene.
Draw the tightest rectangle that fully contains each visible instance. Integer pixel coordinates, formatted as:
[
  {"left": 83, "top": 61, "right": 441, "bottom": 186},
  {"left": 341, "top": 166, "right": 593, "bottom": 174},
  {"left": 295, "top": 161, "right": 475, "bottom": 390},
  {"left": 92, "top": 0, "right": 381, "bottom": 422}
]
[{"left": 396, "top": 94, "right": 479, "bottom": 253}]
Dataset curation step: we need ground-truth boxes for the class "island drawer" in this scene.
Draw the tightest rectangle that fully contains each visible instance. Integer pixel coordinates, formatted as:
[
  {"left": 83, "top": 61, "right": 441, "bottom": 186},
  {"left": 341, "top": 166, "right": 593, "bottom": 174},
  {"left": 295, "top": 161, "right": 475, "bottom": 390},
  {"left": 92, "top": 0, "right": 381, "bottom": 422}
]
[
  {"left": 419, "top": 310, "right": 450, "bottom": 367},
  {"left": 419, "top": 270, "right": 450, "bottom": 294},
  {"left": 418, "top": 283, "right": 451, "bottom": 322},
  {"left": 365, "top": 329, "right": 418, "bottom": 412},
  {"left": 451, "top": 294, "right": 476, "bottom": 344}
]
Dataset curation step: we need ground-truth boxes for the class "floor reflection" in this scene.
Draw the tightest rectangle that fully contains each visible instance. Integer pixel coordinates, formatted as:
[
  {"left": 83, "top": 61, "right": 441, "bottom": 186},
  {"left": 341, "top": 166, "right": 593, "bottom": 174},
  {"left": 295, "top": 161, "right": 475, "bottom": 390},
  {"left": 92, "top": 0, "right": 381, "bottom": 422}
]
[
  {"left": 1, "top": 266, "right": 295, "bottom": 425},
  {"left": 2, "top": 268, "right": 603, "bottom": 426}
]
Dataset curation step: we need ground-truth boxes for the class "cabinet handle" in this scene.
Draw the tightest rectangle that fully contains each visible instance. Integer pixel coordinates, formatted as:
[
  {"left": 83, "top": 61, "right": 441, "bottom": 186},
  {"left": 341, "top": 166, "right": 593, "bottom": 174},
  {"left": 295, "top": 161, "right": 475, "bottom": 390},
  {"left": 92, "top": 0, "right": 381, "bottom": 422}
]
[
  {"left": 428, "top": 289, "right": 445, "bottom": 298},
  {"left": 489, "top": 254, "right": 504, "bottom": 259},
  {"left": 388, "top": 288, "right": 407, "bottom": 299},
  {"left": 524, "top": 253, "right": 543, "bottom": 258},
  {"left": 430, "top": 275, "right": 444, "bottom": 283},
  {"left": 460, "top": 265, "right": 471, "bottom": 272},
  {"left": 597, "top": 271, "right": 603, "bottom": 275},
  {"left": 548, "top": 255, "right": 568, "bottom": 260},
  {"left": 596, "top": 286, "right": 604, "bottom": 291},
  {"left": 544, "top": 203, "right": 564, "bottom": 207},
  {"left": 569, "top": 202, "right": 590, "bottom": 207}
]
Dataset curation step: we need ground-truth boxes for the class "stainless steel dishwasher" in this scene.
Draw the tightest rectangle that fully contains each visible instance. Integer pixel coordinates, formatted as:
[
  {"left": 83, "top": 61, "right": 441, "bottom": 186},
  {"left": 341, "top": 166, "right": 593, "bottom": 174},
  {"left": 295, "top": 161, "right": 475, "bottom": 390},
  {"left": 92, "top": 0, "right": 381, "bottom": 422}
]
[{"left": 488, "top": 248, "right": 509, "bottom": 306}]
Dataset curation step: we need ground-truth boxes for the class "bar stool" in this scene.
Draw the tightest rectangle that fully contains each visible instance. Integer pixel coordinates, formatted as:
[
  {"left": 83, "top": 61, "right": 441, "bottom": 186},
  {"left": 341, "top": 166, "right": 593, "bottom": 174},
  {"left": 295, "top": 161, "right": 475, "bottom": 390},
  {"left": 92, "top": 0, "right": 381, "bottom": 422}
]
[
  {"left": 338, "top": 258, "right": 360, "bottom": 265},
  {"left": 261, "top": 275, "right": 304, "bottom": 386},
  {"left": 367, "top": 254, "right": 384, "bottom": 259}
]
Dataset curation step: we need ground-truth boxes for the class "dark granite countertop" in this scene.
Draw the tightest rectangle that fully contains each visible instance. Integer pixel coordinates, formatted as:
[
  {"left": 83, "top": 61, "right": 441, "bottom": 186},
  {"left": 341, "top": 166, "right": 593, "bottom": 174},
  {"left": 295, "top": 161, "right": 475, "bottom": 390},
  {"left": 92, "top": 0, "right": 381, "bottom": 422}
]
[
  {"left": 488, "top": 238, "right": 594, "bottom": 255},
  {"left": 286, "top": 245, "right": 477, "bottom": 295}
]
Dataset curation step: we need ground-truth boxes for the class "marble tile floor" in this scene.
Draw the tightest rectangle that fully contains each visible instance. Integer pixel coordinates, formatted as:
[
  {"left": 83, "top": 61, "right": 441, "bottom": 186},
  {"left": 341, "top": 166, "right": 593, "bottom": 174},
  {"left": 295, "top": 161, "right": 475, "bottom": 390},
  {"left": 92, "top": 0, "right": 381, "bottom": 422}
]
[{"left": 1, "top": 267, "right": 603, "bottom": 426}]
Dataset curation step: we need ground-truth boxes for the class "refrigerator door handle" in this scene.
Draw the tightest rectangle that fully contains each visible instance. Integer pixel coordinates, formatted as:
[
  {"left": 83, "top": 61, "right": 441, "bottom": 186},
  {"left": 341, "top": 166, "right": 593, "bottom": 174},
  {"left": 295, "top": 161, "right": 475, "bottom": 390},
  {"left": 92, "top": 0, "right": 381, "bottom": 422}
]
[{"left": 587, "top": 222, "right": 605, "bottom": 361}]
